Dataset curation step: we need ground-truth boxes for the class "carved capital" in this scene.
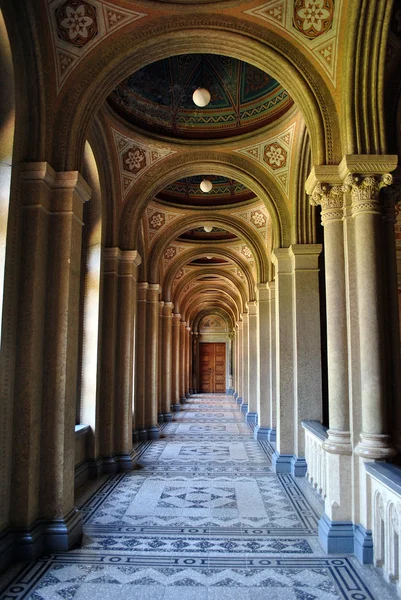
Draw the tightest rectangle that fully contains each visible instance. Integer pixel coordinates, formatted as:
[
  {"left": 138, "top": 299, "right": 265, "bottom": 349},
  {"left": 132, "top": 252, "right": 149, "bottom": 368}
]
[
  {"left": 343, "top": 173, "right": 393, "bottom": 216},
  {"left": 309, "top": 183, "right": 344, "bottom": 224}
]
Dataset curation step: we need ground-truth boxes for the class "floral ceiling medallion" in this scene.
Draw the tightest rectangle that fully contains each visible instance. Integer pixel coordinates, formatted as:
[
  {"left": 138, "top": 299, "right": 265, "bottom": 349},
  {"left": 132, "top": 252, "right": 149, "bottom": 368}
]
[
  {"left": 293, "top": 0, "right": 334, "bottom": 39},
  {"left": 56, "top": 1, "right": 98, "bottom": 47}
]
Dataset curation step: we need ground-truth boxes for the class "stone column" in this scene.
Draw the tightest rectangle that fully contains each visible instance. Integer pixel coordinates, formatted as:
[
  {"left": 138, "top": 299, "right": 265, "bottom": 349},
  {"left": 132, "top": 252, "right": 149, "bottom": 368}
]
[
  {"left": 240, "top": 313, "right": 249, "bottom": 413},
  {"left": 345, "top": 169, "right": 396, "bottom": 459},
  {"left": 158, "top": 301, "right": 164, "bottom": 423},
  {"left": 114, "top": 250, "right": 141, "bottom": 470},
  {"left": 145, "top": 284, "right": 160, "bottom": 440},
  {"left": 271, "top": 248, "right": 295, "bottom": 473},
  {"left": 134, "top": 283, "right": 148, "bottom": 441},
  {"left": 171, "top": 313, "right": 181, "bottom": 411},
  {"left": 290, "top": 244, "right": 322, "bottom": 476},
  {"left": 233, "top": 326, "right": 238, "bottom": 399},
  {"left": 190, "top": 332, "right": 194, "bottom": 394},
  {"left": 98, "top": 249, "right": 118, "bottom": 465},
  {"left": 246, "top": 301, "right": 259, "bottom": 424},
  {"left": 268, "top": 282, "right": 276, "bottom": 442},
  {"left": 162, "top": 302, "right": 174, "bottom": 422},
  {"left": 307, "top": 172, "right": 353, "bottom": 552},
  {"left": 180, "top": 320, "right": 187, "bottom": 404},
  {"left": 254, "top": 283, "right": 271, "bottom": 440},
  {"left": 10, "top": 164, "right": 56, "bottom": 558},
  {"left": 185, "top": 326, "right": 191, "bottom": 398},
  {"left": 40, "top": 169, "right": 90, "bottom": 551},
  {"left": 236, "top": 320, "right": 243, "bottom": 404}
]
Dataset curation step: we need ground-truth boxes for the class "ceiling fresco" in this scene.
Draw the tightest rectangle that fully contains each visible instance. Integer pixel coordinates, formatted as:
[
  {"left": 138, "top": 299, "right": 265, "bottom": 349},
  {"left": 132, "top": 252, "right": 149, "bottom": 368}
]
[
  {"left": 108, "top": 54, "right": 294, "bottom": 139},
  {"left": 156, "top": 176, "right": 255, "bottom": 208}
]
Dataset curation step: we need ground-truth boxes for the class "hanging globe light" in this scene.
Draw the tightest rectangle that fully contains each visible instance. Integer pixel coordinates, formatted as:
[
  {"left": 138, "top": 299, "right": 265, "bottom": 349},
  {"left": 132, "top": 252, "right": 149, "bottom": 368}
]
[
  {"left": 192, "top": 87, "right": 211, "bottom": 107},
  {"left": 204, "top": 225, "right": 213, "bottom": 233},
  {"left": 200, "top": 178, "right": 213, "bottom": 193}
]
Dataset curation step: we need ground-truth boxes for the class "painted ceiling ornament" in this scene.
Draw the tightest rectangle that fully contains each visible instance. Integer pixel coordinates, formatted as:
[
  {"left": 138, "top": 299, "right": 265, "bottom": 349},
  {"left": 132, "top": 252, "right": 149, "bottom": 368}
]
[
  {"left": 293, "top": 0, "right": 334, "bottom": 39},
  {"left": 149, "top": 212, "right": 166, "bottom": 230},
  {"left": 250, "top": 210, "right": 267, "bottom": 228},
  {"left": 263, "top": 142, "right": 287, "bottom": 170},
  {"left": 56, "top": 1, "right": 98, "bottom": 47},
  {"left": 122, "top": 146, "right": 147, "bottom": 174}
]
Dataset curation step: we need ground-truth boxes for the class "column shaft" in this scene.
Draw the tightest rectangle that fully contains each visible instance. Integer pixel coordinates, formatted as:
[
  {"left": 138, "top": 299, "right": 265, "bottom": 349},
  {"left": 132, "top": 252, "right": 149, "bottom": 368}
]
[
  {"left": 158, "top": 301, "right": 164, "bottom": 423},
  {"left": 180, "top": 321, "right": 186, "bottom": 403},
  {"left": 240, "top": 313, "right": 249, "bottom": 412},
  {"left": 134, "top": 283, "right": 148, "bottom": 440},
  {"left": 145, "top": 284, "right": 160, "bottom": 439},
  {"left": 171, "top": 314, "right": 181, "bottom": 411},
  {"left": 246, "top": 302, "right": 259, "bottom": 424},
  {"left": 162, "top": 302, "right": 173, "bottom": 421},
  {"left": 255, "top": 284, "right": 271, "bottom": 440}
]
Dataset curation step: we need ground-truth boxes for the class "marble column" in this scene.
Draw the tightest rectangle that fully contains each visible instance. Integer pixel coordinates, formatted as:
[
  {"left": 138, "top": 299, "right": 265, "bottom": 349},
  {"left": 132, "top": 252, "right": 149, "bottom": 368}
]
[
  {"left": 134, "top": 283, "right": 148, "bottom": 441},
  {"left": 236, "top": 320, "right": 243, "bottom": 404},
  {"left": 114, "top": 250, "right": 141, "bottom": 470},
  {"left": 185, "top": 326, "right": 191, "bottom": 398},
  {"left": 345, "top": 170, "right": 396, "bottom": 460},
  {"left": 171, "top": 313, "right": 181, "bottom": 411},
  {"left": 158, "top": 301, "right": 164, "bottom": 423},
  {"left": 145, "top": 284, "right": 160, "bottom": 440},
  {"left": 290, "top": 244, "right": 322, "bottom": 476},
  {"left": 268, "top": 282, "right": 277, "bottom": 442},
  {"left": 246, "top": 301, "right": 259, "bottom": 424},
  {"left": 307, "top": 173, "right": 353, "bottom": 553},
  {"left": 162, "top": 302, "right": 174, "bottom": 422},
  {"left": 271, "top": 248, "right": 295, "bottom": 473},
  {"left": 240, "top": 313, "right": 249, "bottom": 413},
  {"left": 99, "top": 249, "right": 118, "bottom": 465},
  {"left": 179, "top": 320, "right": 187, "bottom": 404},
  {"left": 40, "top": 168, "right": 90, "bottom": 552},
  {"left": 254, "top": 283, "right": 271, "bottom": 441}
]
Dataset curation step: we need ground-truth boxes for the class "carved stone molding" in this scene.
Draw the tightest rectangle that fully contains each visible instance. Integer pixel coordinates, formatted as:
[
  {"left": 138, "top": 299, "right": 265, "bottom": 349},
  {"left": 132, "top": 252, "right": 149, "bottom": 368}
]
[
  {"left": 309, "top": 182, "right": 344, "bottom": 224},
  {"left": 343, "top": 173, "right": 393, "bottom": 217}
]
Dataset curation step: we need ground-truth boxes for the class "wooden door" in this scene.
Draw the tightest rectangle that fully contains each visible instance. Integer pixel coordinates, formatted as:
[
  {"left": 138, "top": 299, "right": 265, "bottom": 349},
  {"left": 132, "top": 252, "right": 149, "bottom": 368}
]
[{"left": 199, "top": 343, "right": 226, "bottom": 393}]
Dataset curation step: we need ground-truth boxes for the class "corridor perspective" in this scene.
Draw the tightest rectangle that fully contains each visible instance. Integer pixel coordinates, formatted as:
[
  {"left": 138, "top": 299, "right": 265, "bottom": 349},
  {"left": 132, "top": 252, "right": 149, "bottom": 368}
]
[
  {"left": 1, "top": 394, "right": 397, "bottom": 599},
  {"left": 3, "top": 0, "right": 401, "bottom": 597}
]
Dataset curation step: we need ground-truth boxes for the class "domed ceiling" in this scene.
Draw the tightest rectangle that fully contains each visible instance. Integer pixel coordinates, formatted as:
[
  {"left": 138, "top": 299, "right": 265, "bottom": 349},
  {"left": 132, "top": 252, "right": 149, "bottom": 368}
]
[
  {"left": 156, "top": 176, "right": 255, "bottom": 207},
  {"left": 108, "top": 54, "right": 294, "bottom": 139}
]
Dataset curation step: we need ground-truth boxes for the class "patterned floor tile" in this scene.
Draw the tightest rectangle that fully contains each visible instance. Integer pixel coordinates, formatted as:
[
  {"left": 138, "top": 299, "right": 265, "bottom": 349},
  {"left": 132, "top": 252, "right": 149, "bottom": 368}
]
[{"left": 0, "top": 394, "right": 399, "bottom": 599}]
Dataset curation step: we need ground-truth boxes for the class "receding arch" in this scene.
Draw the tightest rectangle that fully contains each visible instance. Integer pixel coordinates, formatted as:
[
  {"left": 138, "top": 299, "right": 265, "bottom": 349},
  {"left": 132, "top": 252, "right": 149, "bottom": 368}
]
[
  {"left": 187, "top": 298, "right": 238, "bottom": 328},
  {"left": 193, "top": 306, "right": 235, "bottom": 331},
  {"left": 53, "top": 20, "right": 340, "bottom": 170},
  {"left": 180, "top": 284, "right": 243, "bottom": 323},
  {"left": 172, "top": 268, "right": 247, "bottom": 314},
  {"left": 122, "top": 152, "right": 290, "bottom": 255},
  {"left": 163, "top": 246, "right": 256, "bottom": 302}
]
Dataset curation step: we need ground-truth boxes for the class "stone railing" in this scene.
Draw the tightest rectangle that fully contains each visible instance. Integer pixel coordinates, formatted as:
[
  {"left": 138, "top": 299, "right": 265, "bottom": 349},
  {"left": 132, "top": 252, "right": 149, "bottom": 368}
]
[
  {"left": 365, "top": 462, "right": 401, "bottom": 593},
  {"left": 302, "top": 420, "right": 328, "bottom": 499}
]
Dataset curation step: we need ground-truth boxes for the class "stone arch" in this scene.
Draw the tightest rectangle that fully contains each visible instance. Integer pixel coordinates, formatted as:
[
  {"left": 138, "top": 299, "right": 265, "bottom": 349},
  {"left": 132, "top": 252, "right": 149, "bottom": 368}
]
[
  {"left": 52, "top": 18, "right": 341, "bottom": 170},
  {"left": 180, "top": 283, "right": 243, "bottom": 323},
  {"left": 193, "top": 306, "right": 235, "bottom": 331},
  {"left": 188, "top": 298, "right": 238, "bottom": 328},
  {"left": 163, "top": 246, "right": 255, "bottom": 303},
  {"left": 122, "top": 152, "right": 290, "bottom": 257},
  {"left": 172, "top": 268, "right": 247, "bottom": 314}
]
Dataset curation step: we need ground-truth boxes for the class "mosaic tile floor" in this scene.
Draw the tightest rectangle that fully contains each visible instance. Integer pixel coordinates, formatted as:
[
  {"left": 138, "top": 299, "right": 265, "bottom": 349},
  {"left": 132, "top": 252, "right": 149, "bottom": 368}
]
[{"left": 1, "top": 394, "right": 398, "bottom": 599}]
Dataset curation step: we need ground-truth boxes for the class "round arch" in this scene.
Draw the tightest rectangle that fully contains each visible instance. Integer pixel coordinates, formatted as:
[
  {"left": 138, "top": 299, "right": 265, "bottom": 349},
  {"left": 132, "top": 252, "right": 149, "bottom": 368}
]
[
  {"left": 187, "top": 298, "right": 238, "bottom": 328},
  {"left": 52, "top": 21, "right": 340, "bottom": 170},
  {"left": 180, "top": 284, "right": 243, "bottom": 323},
  {"left": 122, "top": 152, "right": 290, "bottom": 256},
  {"left": 193, "top": 306, "right": 235, "bottom": 331},
  {"left": 163, "top": 246, "right": 256, "bottom": 302},
  {"left": 172, "top": 268, "right": 248, "bottom": 314}
]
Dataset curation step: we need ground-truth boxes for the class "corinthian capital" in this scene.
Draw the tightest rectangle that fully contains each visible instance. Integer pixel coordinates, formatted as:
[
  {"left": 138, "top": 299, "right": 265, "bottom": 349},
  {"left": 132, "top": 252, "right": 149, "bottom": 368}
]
[
  {"left": 309, "top": 182, "right": 344, "bottom": 224},
  {"left": 343, "top": 173, "right": 393, "bottom": 216}
]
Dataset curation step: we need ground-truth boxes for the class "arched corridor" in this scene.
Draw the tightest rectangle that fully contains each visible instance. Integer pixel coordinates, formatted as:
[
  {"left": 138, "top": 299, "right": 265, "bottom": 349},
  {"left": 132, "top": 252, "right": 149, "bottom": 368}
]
[
  {"left": 2, "top": 0, "right": 401, "bottom": 597},
  {"left": 1, "top": 394, "right": 397, "bottom": 599}
]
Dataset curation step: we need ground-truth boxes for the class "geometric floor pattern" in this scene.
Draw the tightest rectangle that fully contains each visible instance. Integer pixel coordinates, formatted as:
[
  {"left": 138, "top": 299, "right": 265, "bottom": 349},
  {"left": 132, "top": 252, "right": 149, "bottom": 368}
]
[{"left": 0, "top": 394, "right": 398, "bottom": 599}]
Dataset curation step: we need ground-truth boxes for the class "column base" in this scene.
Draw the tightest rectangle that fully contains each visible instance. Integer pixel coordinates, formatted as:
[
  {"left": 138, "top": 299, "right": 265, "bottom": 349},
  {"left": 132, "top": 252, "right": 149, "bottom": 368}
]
[
  {"left": 246, "top": 412, "right": 258, "bottom": 424},
  {"left": 136, "top": 429, "right": 148, "bottom": 441},
  {"left": 44, "top": 508, "right": 83, "bottom": 553},
  {"left": 163, "top": 412, "right": 173, "bottom": 422},
  {"left": 240, "top": 403, "right": 248, "bottom": 413},
  {"left": 13, "top": 520, "right": 45, "bottom": 562},
  {"left": 116, "top": 449, "right": 136, "bottom": 471},
  {"left": 272, "top": 452, "right": 293, "bottom": 473},
  {"left": 100, "top": 456, "right": 119, "bottom": 474},
  {"left": 157, "top": 413, "right": 165, "bottom": 423},
  {"left": 354, "top": 524, "right": 373, "bottom": 564},
  {"left": 355, "top": 433, "right": 396, "bottom": 460},
  {"left": 318, "top": 513, "right": 354, "bottom": 554},
  {"left": 291, "top": 456, "right": 307, "bottom": 477},
  {"left": 254, "top": 426, "right": 270, "bottom": 441},
  {"left": 185, "top": 392, "right": 190, "bottom": 399},
  {"left": 148, "top": 426, "right": 160, "bottom": 440},
  {"left": 180, "top": 397, "right": 187, "bottom": 405},
  {"left": 233, "top": 392, "right": 238, "bottom": 400},
  {"left": 172, "top": 404, "right": 181, "bottom": 412},
  {"left": 268, "top": 428, "right": 276, "bottom": 442},
  {"left": 236, "top": 396, "right": 242, "bottom": 405},
  {"left": 323, "top": 429, "right": 352, "bottom": 455}
]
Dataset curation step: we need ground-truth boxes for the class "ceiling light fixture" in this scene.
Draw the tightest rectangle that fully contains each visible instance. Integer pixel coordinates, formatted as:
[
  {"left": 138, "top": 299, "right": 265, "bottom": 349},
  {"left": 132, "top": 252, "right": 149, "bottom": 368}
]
[
  {"left": 204, "top": 225, "right": 213, "bottom": 233},
  {"left": 206, "top": 256, "right": 213, "bottom": 260},
  {"left": 200, "top": 178, "right": 213, "bottom": 193},
  {"left": 192, "top": 87, "right": 211, "bottom": 107}
]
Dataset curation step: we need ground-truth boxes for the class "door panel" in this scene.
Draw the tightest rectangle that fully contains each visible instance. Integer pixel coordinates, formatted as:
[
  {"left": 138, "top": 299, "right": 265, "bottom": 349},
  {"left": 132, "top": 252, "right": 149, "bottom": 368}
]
[{"left": 199, "top": 343, "right": 226, "bottom": 392}]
